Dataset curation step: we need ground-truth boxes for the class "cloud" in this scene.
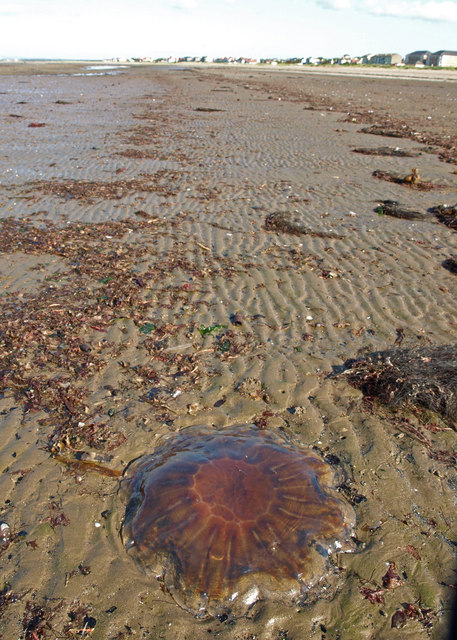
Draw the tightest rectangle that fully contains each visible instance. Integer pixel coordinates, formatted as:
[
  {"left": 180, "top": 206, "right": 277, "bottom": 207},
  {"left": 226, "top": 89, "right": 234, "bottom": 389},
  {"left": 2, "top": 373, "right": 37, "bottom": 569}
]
[
  {"left": 317, "top": 0, "right": 352, "bottom": 8},
  {"left": 0, "top": 3, "right": 25, "bottom": 15},
  {"left": 315, "top": 0, "right": 457, "bottom": 22},
  {"left": 369, "top": 1, "right": 457, "bottom": 21},
  {"left": 171, "top": 0, "right": 199, "bottom": 9}
]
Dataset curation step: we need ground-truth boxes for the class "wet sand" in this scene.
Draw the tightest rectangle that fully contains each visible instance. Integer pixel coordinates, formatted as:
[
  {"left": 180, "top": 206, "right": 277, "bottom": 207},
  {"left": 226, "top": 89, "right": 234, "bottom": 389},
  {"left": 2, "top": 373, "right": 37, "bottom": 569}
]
[{"left": 0, "top": 63, "right": 456, "bottom": 639}]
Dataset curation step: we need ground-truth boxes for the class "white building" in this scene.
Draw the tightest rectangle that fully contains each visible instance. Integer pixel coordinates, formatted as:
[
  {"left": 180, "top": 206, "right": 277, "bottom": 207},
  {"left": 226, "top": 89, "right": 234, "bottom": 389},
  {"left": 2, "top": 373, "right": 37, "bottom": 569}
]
[
  {"left": 369, "top": 53, "right": 403, "bottom": 65},
  {"left": 428, "top": 50, "right": 457, "bottom": 67}
]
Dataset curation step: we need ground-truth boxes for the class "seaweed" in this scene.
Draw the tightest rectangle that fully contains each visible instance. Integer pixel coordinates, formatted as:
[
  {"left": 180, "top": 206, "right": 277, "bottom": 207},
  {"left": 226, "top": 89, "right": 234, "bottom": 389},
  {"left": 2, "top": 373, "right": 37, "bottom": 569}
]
[
  {"left": 442, "top": 256, "right": 457, "bottom": 274},
  {"left": 0, "top": 216, "right": 245, "bottom": 455},
  {"left": 353, "top": 146, "right": 420, "bottom": 158},
  {"left": 22, "top": 600, "right": 63, "bottom": 640},
  {"left": 198, "top": 324, "right": 226, "bottom": 337},
  {"left": 372, "top": 168, "right": 441, "bottom": 191},
  {"left": 26, "top": 171, "right": 181, "bottom": 203},
  {"left": 116, "top": 148, "right": 158, "bottom": 159},
  {"left": 0, "top": 584, "right": 23, "bottom": 617},
  {"left": 338, "top": 344, "right": 457, "bottom": 429},
  {"left": 429, "top": 204, "right": 457, "bottom": 231},
  {"left": 361, "top": 125, "right": 410, "bottom": 139},
  {"left": 359, "top": 561, "right": 403, "bottom": 606},
  {"left": 264, "top": 212, "right": 343, "bottom": 239},
  {"left": 52, "top": 453, "right": 123, "bottom": 477},
  {"left": 438, "top": 149, "right": 457, "bottom": 165},
  {"left": 391, "top": 603, "right": 436, "bottom": 630},
  {"left": 359, "top": 122, "right": 456, "bottom": 164},
  {"left": 375, "top": 200, "right": 425, "bottom": 220},
  {"left": 194, "top": 107, "right": 225, "bottom": 112}
]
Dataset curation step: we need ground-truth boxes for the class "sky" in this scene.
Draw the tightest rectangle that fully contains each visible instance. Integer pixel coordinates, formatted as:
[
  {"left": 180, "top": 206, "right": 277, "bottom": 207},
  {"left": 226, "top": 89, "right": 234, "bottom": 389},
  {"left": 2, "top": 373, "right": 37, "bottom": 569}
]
[{"left": 0, "top": 0, "right": 456, "bottom": 60}]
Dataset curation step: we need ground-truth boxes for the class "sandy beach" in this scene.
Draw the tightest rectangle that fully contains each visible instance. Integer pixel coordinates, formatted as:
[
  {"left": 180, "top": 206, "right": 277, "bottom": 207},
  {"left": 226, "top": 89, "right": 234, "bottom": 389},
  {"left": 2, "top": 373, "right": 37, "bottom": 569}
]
[{"left": 0, "top": 62, "right": 456, "bottom": 639}]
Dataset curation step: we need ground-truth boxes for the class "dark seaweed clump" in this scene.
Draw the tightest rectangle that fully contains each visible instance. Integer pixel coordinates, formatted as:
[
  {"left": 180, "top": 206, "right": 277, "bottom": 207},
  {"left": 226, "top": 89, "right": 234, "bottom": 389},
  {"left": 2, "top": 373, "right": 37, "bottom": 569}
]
[
  {"left": 264, "top": 212, "right": 343, "bottom": 239},
  {"left": 375, "top": 200, "right": 425, "bottom": 220},
  {"left": 358, "top": 122, "right": 457, "bottom": 164},
  {"left": 429, "top": 204, "right": 457, "bottom": 231},
  {"left": 339, "top": 344, "right": 457, "bottom": 428},
  {"left": 352, "top": 146, "right": 420, "bottom": 158},
  {"left": 442, "top": 256, "right": 457, "bottom": 274}
]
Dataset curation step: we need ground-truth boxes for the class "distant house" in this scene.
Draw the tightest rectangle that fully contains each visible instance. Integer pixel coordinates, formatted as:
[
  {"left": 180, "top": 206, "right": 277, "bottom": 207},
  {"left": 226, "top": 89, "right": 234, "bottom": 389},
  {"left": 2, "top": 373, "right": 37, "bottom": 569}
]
[
  {"left": 338, "top": 54, "right": 352, "bottom": 64},
  {"left": 405, "top": 50, "right": 431, "bottom": 66},
  {"left": 428, "top": 50, "right": 457, "bottom": 67},
  {"left": 369, "top": 53, "right": 403, "bottom": 65},
  {"left": 235, "top": 57, "right": 258, "bottom": 64}
]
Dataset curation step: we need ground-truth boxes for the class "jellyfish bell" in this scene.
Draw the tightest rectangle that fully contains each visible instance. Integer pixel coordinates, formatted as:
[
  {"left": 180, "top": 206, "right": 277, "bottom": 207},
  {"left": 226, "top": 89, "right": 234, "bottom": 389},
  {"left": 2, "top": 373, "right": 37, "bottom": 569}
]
[{"left": 120, "top": 425, "right": 356, "bottom": 618}]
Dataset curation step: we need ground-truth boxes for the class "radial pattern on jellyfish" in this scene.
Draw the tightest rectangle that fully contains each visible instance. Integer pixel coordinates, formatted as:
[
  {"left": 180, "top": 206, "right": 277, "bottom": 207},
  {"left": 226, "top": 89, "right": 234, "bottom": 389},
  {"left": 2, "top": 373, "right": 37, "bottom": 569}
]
[{"left": 121, "top": 425, "right": 355, "bottom": 615}]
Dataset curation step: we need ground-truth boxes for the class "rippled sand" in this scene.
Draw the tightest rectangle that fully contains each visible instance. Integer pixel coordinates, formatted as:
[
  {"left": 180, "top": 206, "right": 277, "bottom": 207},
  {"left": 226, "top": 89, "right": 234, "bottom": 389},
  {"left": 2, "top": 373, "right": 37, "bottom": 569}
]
[{"left": 0, "top": 63, "right": 456, "bottom": 639}]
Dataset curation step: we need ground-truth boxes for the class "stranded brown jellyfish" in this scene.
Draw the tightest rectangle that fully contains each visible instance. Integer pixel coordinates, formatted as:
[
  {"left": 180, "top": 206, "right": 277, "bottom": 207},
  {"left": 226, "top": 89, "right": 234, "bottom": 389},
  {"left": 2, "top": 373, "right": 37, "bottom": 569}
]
[{"left": 120, "top": 425, "right": 355, "bottom": 617}]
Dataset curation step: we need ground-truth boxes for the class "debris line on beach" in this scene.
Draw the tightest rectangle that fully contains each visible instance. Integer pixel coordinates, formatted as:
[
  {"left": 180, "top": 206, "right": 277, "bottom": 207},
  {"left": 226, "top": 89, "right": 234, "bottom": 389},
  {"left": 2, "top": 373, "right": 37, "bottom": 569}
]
[{"left": 353, "top": 146, "right": 420, "bottom": 158}]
